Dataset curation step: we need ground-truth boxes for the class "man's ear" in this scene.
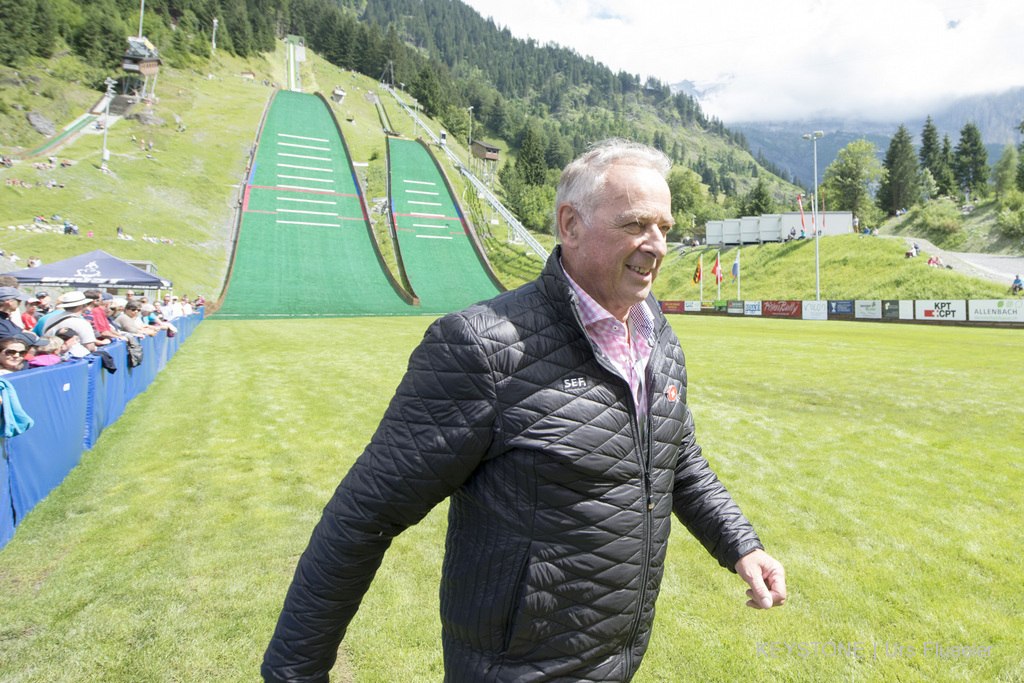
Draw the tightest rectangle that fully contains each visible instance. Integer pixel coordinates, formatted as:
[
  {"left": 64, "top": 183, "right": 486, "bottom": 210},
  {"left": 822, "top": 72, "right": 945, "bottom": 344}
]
[{"left": 557, "top": 203, "right": 581, "bottom": 246}]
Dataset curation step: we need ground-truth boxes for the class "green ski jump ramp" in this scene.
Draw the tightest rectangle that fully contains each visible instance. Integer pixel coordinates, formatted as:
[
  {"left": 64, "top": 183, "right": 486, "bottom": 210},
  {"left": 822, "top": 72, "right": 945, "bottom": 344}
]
[
  {"left": 217, "top": 90, "right": 413, "bottom": 318},
  {"left": 386, "top": 136, "right": 503, "bottom": 314}
]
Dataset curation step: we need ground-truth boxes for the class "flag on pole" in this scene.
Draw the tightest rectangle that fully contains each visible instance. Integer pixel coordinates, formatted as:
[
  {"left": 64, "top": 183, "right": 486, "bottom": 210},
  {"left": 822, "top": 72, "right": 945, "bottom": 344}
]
[
  {"left": 731, "top": 249, "right": 740, "bottom": 282},
  {"left": 797, "top": 194, "right": 806, "bottom": 229},
  {"left": 712, "top": 252, "right": 723, "bottom": 284},
  {"left": 691, "top": 254, "right": 702, "bottom": 285}
]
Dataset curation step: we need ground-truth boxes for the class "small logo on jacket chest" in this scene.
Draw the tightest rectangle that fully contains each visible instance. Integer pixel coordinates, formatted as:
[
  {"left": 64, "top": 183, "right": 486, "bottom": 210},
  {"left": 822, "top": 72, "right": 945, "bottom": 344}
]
[
  {"left": 666, "top": 385, "right": 678, "bottom": 402},
  {"left": 562, "top": 376, "right": 588, "bottom": 391}
]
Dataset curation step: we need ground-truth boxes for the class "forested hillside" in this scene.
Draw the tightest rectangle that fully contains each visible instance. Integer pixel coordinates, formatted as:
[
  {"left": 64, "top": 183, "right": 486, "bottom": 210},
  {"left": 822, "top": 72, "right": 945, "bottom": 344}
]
[{"left": 0, "top": 0, "right": 801, "bottom": 235}]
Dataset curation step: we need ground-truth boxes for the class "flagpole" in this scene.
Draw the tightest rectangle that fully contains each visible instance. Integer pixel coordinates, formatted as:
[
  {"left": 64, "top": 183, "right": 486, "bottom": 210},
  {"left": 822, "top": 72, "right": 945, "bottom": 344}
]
[
  {"left": 716, "top": 251, "right": 721, "bottom": 300},
  {"left": 737, "top": 248, "right": 741, "bottom": 300},
  {"left": 700, "top": 254, "right": 703, "bottom": 301}
]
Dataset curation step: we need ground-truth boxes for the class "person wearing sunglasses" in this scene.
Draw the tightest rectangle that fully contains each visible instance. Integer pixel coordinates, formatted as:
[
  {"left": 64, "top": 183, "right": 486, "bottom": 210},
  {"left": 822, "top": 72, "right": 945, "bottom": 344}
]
[{"left": 0, "top": 337, "right": 28, "bottom": 375}]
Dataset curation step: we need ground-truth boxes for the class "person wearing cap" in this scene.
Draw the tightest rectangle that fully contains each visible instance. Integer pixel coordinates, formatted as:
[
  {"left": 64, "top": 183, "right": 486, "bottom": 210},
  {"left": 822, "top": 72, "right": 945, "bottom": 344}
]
[
  {"left": 22, "top": 297, "right": 40, "bottom": 330},
  {"left": 38, "top": 291, "right": 107, "bottom": 353},
  {"left": 12, "top": 330, "right": 62, "bottom": 367},
  {"left": 36, "top": 292, "right": 52, "bottom": 315},
  {"left": 0, "top": 287, "right": 27, "bottom": 339}
]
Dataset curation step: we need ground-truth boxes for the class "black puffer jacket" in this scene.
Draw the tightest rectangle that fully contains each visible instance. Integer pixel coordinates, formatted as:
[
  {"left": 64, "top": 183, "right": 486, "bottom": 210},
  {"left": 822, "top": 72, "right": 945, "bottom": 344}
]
[{"left": 263, "top": 248, "right": 763, "bottom": 682}]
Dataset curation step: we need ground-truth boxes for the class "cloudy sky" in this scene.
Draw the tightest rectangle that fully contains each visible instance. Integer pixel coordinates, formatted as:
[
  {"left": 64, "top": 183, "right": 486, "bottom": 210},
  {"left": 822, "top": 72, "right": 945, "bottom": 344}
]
[{"left": 459, "top": 0, "right": 1024, "bottom": 123}]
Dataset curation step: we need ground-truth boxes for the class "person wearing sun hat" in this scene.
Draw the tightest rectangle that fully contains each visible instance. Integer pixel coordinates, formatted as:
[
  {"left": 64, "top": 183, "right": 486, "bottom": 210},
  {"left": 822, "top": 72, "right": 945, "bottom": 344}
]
[{"left": 38, "top": 291, "right": 107, "bottom": 353}]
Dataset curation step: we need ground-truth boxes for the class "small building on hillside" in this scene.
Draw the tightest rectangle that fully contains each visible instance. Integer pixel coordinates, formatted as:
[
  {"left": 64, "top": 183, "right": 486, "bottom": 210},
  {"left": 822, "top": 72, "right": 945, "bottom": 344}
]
[{"left": 122, "top": 36, "right": 162, "bottom": 100}]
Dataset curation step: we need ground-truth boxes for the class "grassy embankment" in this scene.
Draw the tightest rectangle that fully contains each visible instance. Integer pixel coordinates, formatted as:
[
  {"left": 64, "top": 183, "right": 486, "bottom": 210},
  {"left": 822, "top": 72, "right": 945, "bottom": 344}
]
[{"left": 0, "top": 317, "right": 1021, "bottom": 681}]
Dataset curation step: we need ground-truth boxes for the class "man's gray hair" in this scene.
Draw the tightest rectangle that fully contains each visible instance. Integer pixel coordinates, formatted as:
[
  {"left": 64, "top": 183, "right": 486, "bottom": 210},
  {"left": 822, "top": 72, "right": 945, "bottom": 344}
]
[{"left": 554, "top": 138, "right": 672, "bottom": 233}]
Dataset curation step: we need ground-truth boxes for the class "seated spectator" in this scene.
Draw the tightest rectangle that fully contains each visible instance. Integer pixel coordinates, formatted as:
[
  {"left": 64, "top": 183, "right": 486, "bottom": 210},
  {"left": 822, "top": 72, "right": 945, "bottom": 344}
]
[
  {"left": 114, "top": 300, "right": 157, "bottom": 337},
  {"left": 0, "top": 337, "right": 28, "bottom": 375},
  {"left": 1012, "top": 275, "right": 1023, "bottom": 294}
]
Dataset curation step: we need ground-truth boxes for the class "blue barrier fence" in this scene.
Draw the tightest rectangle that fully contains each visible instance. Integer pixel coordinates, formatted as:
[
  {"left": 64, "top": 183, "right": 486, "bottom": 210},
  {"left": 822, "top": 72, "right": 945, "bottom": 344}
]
[{"left": 0, "top": 312, "right": 204, "bottom": 550}]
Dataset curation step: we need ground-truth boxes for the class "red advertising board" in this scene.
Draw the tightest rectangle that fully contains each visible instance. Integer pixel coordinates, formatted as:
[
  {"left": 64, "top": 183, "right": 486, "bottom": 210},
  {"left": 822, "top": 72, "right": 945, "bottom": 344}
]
[
  {"left": 661, "top": 301, "right": 685, "bottom": 313},
  {"left": 762, "top": 300, "right": 802, "bottom": 318}
]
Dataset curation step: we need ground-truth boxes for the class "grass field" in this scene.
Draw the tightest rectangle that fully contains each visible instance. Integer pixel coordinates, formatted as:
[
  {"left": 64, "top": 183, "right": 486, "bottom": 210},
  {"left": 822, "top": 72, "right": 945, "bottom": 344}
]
[{"left": 0, "top": 316, "right": 1021, "bottom": 682}]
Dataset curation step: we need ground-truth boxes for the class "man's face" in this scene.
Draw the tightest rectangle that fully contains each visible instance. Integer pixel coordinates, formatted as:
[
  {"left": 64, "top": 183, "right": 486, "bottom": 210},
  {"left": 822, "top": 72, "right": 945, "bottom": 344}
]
[
  {"left": 0, "top": 298, "right": 18, "bottom": 313},
  {"left": 559, "top": 164, "right": 672, "bottom": 321}
]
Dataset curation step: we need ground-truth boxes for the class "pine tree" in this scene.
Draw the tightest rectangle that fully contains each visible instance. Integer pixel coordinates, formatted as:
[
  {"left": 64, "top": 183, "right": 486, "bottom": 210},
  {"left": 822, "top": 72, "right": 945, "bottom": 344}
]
[
  {"left": 953, "top": 122, "right": 990, "bottom": 198},
  {"left": 991, "top": 145, "right": 1017, "bottom": 200},
  {"left": 516, "top": 125, "right": 547, "bottom": 187},
  {"left": 937, "top": 134, "right": 957, "bottom": 196},
  {"left": 877, "top": 125, "right": 921, "bottom": 214},
  {"left": 918, "top": 115, "right": 947, "bottom": 198},
  {"left": 1016, "top": 138, "right": 1024, "bottom": 192},
  {"left": 742, "top": 178, "right": 776, "bottom": 216}
]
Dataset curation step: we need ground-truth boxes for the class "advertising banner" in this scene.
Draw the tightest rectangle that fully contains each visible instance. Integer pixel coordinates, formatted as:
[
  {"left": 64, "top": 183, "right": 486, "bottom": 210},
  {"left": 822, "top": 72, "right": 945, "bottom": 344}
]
[
  {"left": 855, "top": 300, "right": 883, "bottom": 319},
  {"left": 714, "top": 300, "right": 728, "bottom": 312},
  {"left": 762, "top": 300, "right": 802, "bottom": 318},
  {"left": 829, "top": 300, "right": 854, "bottom": 316},
  {"left": 882, "top": 300, "right": 914, "bottom": 319},
  {"left": 684, "top": 301, "right": 702, "bottom": 312},
  {"left": 916, "top": 300, "right": 967, "bottom": 321},
  {"left": 968, "top": 299, "right": 1024, "bottom": 323},
  {"left": 661, "top": 301, "right": 684, "bottom": 314},
  {"left": 728, "top": 301, "right": 745, "bottom": 314},
  {"left": 802, "top": 300, "right": 828, "bottom": 320},
  {"left": 745, "top": 301, "right": 763, "bottom": 316},
  {"left": 701, "top": 301, "right": 716, "bottom": 311}
]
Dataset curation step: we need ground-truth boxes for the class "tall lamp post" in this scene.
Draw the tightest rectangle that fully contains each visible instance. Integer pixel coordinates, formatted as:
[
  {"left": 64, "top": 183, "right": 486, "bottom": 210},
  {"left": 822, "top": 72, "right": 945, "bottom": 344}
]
[
  {"left": 803, "top": 130, "right": 824, "bottom": 300},
  {"left": 101, "top": 77, "right": 116, "bottom": 171},
  {"left": 466, "top": 105, "right": 474, "bottom": 166}
]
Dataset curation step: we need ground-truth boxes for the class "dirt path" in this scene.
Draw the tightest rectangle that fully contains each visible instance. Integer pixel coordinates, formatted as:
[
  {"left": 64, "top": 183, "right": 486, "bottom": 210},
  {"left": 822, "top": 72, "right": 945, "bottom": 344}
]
[{"left": 885, "top": 235, "right": 1024, "bottom": 287}]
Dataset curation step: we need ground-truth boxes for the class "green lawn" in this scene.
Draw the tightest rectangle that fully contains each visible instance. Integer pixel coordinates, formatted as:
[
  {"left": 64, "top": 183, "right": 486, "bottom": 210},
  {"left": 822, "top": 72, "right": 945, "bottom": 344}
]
[{"left": 1, "top": 316, "right": 1021, "bottom": 681}]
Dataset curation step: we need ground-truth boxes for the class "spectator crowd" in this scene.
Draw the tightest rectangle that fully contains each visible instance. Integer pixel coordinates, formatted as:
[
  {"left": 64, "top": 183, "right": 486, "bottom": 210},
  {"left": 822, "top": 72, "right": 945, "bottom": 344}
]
[{"left": 0, "top": 275, "right": 202, "bottom": 377}]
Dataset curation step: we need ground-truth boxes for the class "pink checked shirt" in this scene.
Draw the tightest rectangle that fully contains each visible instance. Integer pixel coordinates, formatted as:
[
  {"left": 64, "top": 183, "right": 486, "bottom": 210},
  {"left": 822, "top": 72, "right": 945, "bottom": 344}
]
[{"left": 562, "top": 264, "right": 655, "bottom": 421}]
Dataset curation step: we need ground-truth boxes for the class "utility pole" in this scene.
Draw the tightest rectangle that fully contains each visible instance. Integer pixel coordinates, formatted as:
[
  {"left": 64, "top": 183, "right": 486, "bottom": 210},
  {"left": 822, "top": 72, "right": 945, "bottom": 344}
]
[
  {"left": 803, "top": 131, "right": 824, "bottom": 300},
  {"left": 467, "top": 105, "right": 474, "bottom": 166},
  {"left": 101, "top": 77, "right": 116, "bottom": 171}
]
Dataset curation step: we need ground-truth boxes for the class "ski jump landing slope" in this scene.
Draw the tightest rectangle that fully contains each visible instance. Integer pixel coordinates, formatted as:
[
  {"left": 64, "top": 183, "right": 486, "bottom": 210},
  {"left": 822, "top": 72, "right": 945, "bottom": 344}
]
[
  {"left": 387, "top": 137, "right": 503, "bottom": 314},
  {"left": 217, "top": 90, "right": 412, "bottom": 318}
]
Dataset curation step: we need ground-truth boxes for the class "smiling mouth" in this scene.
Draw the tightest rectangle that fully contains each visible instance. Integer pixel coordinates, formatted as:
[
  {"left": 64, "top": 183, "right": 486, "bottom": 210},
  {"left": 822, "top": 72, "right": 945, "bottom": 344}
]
[{"left": 626, "top": 265, "right": 653, "bottom": 276}]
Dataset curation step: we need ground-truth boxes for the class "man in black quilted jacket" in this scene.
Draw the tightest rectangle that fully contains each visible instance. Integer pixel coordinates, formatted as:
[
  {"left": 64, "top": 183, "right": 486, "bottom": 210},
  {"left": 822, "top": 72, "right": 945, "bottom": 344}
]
[{"left": 263, "top": 138, "right": 786, "bottom": 682}]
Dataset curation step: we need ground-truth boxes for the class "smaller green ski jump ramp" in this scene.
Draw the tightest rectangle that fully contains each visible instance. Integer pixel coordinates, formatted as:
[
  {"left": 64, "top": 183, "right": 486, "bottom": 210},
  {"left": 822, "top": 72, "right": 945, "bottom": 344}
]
[
  {"left": 387, "top": 137, "right": 503, "bottom": 314},
  {"left": 218, "top": 90, "right": 413, "bottom": 318}
]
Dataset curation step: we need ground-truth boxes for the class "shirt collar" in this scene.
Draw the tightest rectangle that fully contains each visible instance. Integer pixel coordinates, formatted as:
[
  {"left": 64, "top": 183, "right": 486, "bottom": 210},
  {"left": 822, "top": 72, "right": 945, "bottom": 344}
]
[{"left": 560, "top": 259, "right": 655, "bottom": 342}]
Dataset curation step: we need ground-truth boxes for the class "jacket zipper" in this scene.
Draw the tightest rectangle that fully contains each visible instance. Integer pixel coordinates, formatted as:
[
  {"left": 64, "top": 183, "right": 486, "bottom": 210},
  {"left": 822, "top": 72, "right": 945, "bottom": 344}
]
[{"left": 569, "top": 295, "right": 657, "bottom": 674}]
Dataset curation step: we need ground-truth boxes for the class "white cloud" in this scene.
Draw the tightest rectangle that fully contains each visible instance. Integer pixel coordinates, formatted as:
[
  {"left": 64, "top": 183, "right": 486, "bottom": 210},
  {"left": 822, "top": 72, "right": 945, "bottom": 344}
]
[{"left": 461, "top": 0, "right": 1024, "bottom": 122}]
